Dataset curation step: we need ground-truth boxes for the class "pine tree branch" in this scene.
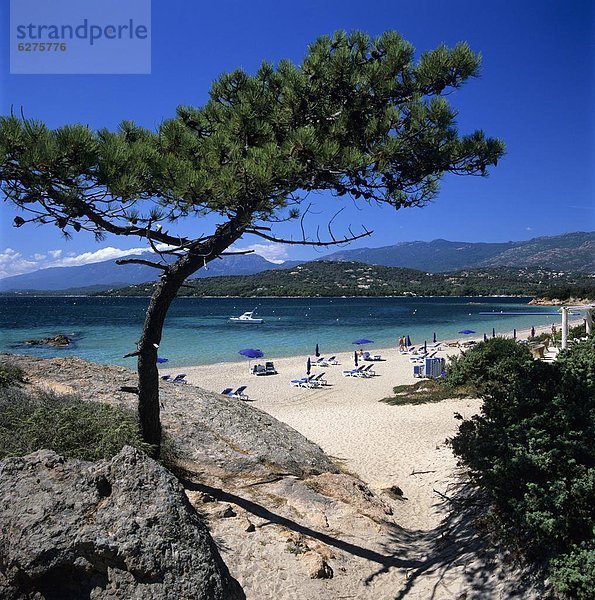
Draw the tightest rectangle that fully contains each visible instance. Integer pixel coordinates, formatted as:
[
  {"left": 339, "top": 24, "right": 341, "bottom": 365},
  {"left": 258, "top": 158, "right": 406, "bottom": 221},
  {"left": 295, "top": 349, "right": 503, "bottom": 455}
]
[
  {"left": 244, "top": 227, "right": 373, "bottom": 246},
  {"left": 116, "top": 258, "right": 167, "bottom": 270}
]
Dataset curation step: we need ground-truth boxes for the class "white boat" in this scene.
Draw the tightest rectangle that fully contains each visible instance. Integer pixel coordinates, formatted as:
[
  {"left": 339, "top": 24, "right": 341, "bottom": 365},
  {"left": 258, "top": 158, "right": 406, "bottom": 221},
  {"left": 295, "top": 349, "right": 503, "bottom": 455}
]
[{"left": 229, "top": 311, "right": 264, "bottom": 324}]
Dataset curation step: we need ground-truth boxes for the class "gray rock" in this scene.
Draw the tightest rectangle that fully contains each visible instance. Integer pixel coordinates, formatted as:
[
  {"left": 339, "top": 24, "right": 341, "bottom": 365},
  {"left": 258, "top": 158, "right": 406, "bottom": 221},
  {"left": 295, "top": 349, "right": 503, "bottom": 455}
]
[
  {"left": 24, "top": 334, "right": 71, "bottom": 347},
  {"left": 2, "top": 354, "right": 339, "bottom": 481},
  {"left": 0, "top": 446, "right": 245, "bottom": 600}
]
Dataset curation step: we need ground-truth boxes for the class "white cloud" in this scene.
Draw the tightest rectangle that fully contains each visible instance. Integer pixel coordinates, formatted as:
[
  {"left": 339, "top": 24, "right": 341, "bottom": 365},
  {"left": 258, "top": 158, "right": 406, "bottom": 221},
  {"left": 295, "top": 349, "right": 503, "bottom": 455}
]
[
  {"left": 0, "top": 245, "right": 150, "bottom": 279},
  {"left": 526, "top": 226, "right": 533, "bottom": 231},
  {"left": 55, "top": 246, "right": 147, "bottom": 267},
  {"left": 0, "top": 248, "right": 40, "bottom": 279},
  {"left": 0, "top": 241, "right": 290, "bottom": 279},
  {"left": 231, "top": 242, "right": 289, "bottom": 264}
]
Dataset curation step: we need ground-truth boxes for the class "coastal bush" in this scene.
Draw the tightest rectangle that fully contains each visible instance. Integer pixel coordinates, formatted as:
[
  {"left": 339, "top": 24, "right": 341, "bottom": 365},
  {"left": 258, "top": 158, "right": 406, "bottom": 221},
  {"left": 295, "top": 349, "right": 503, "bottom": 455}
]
[
  {"left": 382, "top": 379, "right": 476, "bottom": 405},
  {"left": 445, "top": 337, "right": 533, "bottom": 394},
  {"left": 451, "top": 337, "right": 595, "bottom": 599},
  {"left": 0, "top": 362, "right": 26, "bottom": 388},
  {"left": 0, "top": 386, "right": 153, "bottom": 461}
]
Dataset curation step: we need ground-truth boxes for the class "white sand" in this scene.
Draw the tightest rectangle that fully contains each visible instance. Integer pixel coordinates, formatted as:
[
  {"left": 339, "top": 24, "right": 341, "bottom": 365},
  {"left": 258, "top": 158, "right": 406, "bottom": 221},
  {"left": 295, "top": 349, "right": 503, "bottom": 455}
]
[{"left": 177, "top": 323, "right": 560, "bottom": 531}]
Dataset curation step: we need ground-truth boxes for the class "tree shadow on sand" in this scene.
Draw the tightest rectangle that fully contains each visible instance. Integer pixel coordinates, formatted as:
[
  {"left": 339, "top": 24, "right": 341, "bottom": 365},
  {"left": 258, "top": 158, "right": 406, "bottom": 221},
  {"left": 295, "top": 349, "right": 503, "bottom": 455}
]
[{"left": 176, "top": 467, "right": 552, "bottom": 599}]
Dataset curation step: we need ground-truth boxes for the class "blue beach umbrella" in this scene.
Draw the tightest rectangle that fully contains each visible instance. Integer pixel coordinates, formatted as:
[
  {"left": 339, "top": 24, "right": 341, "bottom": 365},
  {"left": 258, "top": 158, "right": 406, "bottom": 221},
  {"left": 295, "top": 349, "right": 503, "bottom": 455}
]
[
  {"left": 458, "top": 329, "right": 476, "bottom": 335},
  {"left": 424, "top": 340, "right": 427, "bottom": 353},
  {"left": 484, "top": 333, "right": 488, "bottom": 342},
  {"left": 406, "top": 335, "right": 411, "bottom": 347},
  {"left": 492, "top": 327, "right": 496, "bottom": 338},
  {"left": 433, "top": 332, "right": 437, "bottom": 343},
  {"left": 156, "top": 357, "right": 169, "bottom": 364},
  {"left": 315, "top": 343, "right": 320, "bottom": 357},
  {"left": 513, "top": 328, "right": 517, "bottom": 339},
  {"left": 307, "top": 357, "right": 311, "bottom": 375},
  {"left": 239, "top": 348, "right": 264, "bottom": 370},
  {"left": 352, "top": 338, "right": 374, "bottom": 345},
  {"left": 354, "top": 351, "right": 359, "bottom": 366}
]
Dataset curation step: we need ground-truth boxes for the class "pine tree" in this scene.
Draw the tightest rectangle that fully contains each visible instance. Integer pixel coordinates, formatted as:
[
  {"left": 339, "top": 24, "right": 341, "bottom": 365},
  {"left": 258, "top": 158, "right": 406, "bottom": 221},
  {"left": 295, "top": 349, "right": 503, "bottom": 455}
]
[{"left": 0, "top": 31, "right": 504, "bottom": 454}]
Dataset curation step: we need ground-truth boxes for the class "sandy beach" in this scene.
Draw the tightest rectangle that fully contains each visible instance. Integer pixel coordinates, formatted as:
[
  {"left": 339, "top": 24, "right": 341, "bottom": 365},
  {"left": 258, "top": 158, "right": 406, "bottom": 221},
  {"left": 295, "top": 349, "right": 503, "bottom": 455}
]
[{"left": 175, "top": 323, "right": 561, "bottom": 531}]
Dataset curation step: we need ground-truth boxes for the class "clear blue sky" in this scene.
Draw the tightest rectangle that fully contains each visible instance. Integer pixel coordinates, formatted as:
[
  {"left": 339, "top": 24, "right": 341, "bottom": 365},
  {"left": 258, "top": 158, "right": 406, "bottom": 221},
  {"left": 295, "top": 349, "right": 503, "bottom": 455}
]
[{"left": 0, "top": 0, "right": 593, "bottom": 275}]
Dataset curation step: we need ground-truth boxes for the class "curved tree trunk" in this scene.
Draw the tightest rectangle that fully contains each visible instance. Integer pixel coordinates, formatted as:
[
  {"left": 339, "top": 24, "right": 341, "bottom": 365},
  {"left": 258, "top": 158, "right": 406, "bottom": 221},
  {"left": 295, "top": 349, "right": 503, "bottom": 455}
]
[
  {"left": 136, "top": 268, "right": 184, "bottom": 452},
  {"left": 135, "top": 221, "right": 246, "bottom": 455}
]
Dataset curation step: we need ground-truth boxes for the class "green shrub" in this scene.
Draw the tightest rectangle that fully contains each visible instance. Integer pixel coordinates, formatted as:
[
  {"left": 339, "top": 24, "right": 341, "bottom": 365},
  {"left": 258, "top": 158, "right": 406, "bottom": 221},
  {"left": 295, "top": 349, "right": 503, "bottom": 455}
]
[
  {"left": 0, "top": 386, "right": 153, "bottom": 461},
  {"left": 0, "top": 362, "right": 26, "bottom": 388},
  {"left": 451, "top": 339, "right": 595, "bottom": 598},
  {"left": 446, "top": 337, "right": 533, "bottom": 394},
  {"left": 549, "top": 541, "right": 595, "bottom": 599}
]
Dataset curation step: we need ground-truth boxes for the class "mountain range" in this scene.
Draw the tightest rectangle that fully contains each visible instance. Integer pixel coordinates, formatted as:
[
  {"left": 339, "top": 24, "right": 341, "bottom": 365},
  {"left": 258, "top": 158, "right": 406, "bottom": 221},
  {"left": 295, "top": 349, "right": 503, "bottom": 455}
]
[{"left": 1, "top": 232, "right": 593, "bottom": 293}]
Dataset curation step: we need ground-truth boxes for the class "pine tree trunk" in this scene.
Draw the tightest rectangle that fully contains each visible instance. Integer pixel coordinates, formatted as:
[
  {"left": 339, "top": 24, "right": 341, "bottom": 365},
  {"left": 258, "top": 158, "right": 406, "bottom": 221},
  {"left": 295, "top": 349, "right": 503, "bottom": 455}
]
[{"left": 136, "top": 269, "right": 184, "bottom": 453}]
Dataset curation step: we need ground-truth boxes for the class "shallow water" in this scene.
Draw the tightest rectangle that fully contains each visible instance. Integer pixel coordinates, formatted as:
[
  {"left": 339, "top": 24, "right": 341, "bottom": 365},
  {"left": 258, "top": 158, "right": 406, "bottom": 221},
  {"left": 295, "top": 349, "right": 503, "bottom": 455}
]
[{"left": 0, "top": 296, "right": 561, "bottom": 367}]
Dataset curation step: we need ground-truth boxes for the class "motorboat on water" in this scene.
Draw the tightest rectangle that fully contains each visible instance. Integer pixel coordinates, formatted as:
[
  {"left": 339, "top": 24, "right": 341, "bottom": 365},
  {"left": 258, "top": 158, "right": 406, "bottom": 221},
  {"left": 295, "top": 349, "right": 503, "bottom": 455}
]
[{"left": 229, "top": 310, "right": 264, "bottom": 324}]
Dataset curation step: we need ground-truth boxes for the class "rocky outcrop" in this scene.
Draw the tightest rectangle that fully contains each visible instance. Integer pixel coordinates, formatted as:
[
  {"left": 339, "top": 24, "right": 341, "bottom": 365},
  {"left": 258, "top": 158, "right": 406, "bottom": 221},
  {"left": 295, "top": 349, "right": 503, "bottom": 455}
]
[
  {"left": 1, "top": 354, "right": 338, "bottom": 481},
  {"left": 0, "top": 446, "right": 245, "bottom": 600},
  {"left": 24, "top": 334, "right": 71, "bottom": 347},
  {"left": 529, "top": 297, "right": 593, "bottom": 306}
]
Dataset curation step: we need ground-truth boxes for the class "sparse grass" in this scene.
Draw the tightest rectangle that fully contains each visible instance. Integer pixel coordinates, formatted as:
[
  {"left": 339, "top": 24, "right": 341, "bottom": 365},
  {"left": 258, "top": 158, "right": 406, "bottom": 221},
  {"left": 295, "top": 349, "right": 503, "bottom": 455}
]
[
  {"left": 0, "top": 384, "right": 153, "bottom": 461},
  {"left": 381, "top": 379, "right": 477, "bottom": 406}
]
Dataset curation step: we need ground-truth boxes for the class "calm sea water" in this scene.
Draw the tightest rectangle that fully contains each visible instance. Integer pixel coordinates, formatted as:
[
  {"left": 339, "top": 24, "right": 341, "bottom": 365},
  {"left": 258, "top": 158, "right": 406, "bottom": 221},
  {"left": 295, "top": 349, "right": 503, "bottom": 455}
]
[{"left": 0, "top": 296, "right": 561, "bottom": 368}]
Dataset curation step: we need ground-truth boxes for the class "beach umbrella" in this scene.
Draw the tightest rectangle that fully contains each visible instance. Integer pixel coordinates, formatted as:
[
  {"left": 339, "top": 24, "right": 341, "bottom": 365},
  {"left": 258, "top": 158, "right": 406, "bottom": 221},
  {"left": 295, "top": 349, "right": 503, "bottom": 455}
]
[
  {"left": 513, "top": 328, "right": 517, "bottom": 339},
  {"left": 307, "top": 357, "right": 311, "bottom": 375},
  {"left": 531, "top": 326, "right": 535, "bottom": 338},
  {"left": 458, "top": 329, "right": 476, "bottom": 335},
  {"left": 352, "top": 338, "right": 374, "bottom": 345},
  {"left": 492, "top": 327, "right": 496, "bottom": 338},
  {"left": 406, "top": 335, "right": 411, "bottom": 347},
  {"left": 156, "top": 357, "right": 169, "bottom": 364},
  {"left": 354, "top": 351, "right": 359, "bottom": 366},
  {"left": 424, "top": 340, "right": 427, "bottom": 353},
  {"left": 433, "top": 332, "right": 437, "bottom": 343},
  {"left": 238, "top": 348, "right": 264, "bottom": 370},
  {"left": 484, "top": 333, "right": 488, "bottom": 342},
  {"left": 315, "top": 343, "right": 320, "bottom": 357}
]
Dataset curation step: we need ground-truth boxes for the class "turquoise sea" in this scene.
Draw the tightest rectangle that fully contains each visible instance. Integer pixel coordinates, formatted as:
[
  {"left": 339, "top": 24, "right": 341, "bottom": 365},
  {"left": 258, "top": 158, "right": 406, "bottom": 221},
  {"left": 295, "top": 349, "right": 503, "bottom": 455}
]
[{"left": 0, "top": 296, "right": 562, "bottom": 368}]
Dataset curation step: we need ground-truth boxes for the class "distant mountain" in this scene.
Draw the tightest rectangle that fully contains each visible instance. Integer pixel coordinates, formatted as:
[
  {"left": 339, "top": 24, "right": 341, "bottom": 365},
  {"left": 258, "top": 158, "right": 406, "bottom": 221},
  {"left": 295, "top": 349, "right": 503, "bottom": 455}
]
[
  {"left": 0, "top": 253, "right": 279, "bottom": 292},
  {"left": 1, "top": 232, "right": 592, "bottom": 293},
  {"left": 322, "top": 232, "right": 595, "bottom": 273}
]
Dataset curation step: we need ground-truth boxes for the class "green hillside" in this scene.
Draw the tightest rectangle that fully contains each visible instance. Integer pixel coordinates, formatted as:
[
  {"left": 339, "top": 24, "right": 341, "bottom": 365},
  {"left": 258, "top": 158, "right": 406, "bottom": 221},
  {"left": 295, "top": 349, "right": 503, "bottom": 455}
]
[{"left": 101, "top": 261, "right": 595, "bottom": 299}]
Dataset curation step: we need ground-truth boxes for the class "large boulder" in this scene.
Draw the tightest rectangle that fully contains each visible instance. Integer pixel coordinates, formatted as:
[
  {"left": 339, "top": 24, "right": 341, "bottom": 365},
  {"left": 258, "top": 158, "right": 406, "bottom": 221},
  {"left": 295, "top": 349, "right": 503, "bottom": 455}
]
[{"left": 0, "top": 446, "right": 245, "bottom": 600}]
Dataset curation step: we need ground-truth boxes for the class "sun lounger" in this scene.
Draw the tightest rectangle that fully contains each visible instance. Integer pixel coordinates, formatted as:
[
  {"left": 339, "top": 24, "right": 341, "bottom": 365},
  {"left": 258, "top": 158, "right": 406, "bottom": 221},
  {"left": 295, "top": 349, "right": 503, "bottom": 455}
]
[
  {"left": 265, "top": 361, "right": 277, "bottom": 375},
  {"left": 162, "top": 373, "right": 187, "bottom": 384},
  {"left": 229, "top": 385, "right": 249, "bottom": 400},
  {"left": 356, "top": 364, "right": 375, "bottom": 377},
  {"left": 220, "top": 387, "right": 233, "bottom": 395},
  {"left": 252, "top": 364, "right": 267, "bottom": 375},
  {"left": 311, "top": 372, "right": 327, "bottom": 386},
  {"left": 342, "top": 366, "right": 365, "bottom": 377},
  {"left": 363, "top": 352, "right": 383, "bottom": 361},
  {"left": 290, "top": 375, "right": 318, "bottom": 388}
]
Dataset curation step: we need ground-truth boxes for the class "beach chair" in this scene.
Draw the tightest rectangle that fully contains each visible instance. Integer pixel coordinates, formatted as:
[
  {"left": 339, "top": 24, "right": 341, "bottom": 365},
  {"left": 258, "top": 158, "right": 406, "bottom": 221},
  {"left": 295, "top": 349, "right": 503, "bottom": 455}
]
[
  {"left": 220, "top": 387, "right": 233, "bottom": 395},
  {"left": 229, "top": 386, "right": 249, "bottom": 400},
  {"left": 265, "top": 361, "right": 277, "bottom": 375},
  {"left": 253, "top": 364, "right": 267, "bottom": 376},
  {"left": 327, "top": 356, "right": 339, "bottom": 365},
  {"left": 311, "top": 372, "right": 327, "bottom": 386},
  {"left": 290, "top": 375, "right": 316, "bottom": 388},
  {"left": 356, "top": 364, "right": 375, "bottom": 377},
  {"left": 342, "top": 366, "right": 364, "bottom": 377},
  {"left": 163, "top": 373, "right": 187, "bottom": 384}
]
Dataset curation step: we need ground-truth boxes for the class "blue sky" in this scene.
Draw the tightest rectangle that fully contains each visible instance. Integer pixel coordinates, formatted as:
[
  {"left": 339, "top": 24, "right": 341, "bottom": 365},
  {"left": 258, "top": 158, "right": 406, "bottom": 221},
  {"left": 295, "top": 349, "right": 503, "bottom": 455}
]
[{"left": 0, "top": 0, "right": 593, "bottom": 277}]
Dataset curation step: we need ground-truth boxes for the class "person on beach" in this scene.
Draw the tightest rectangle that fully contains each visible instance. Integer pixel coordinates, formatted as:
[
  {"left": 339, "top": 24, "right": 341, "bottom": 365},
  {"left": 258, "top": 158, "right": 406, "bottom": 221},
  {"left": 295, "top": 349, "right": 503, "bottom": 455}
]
[
  {"left": 531, "top": 326, "right": 535, "bottom": 338},
  {"left": 398, "top": 336, "right": 405, "bottom": 351}
]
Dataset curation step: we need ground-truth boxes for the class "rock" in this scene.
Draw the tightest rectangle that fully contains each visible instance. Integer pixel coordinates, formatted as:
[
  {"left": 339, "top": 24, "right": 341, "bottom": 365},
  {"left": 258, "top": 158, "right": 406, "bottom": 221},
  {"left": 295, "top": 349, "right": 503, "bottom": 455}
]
[
  {"left": 303, "top": 553, "right": 334, "bottom": 579},
  {"left": 25, "top": 334, "right": 71, "bottom": 347},
  {"left": 0, "top": 446, "right": 245, "bottom": 600},
  {"left": 241, "top": 518, "right": 256, "bottom": 533},
  {"left": 217, "top": 504, "right": 237, "bottom": 518}
]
